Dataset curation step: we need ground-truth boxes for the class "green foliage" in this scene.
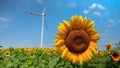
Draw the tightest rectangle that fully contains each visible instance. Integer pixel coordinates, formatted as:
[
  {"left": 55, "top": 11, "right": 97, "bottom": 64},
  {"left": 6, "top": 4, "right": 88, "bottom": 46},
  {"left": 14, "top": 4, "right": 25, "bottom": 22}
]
[{"left": 0, "top": 48, "right": 120, "bottom": 68}]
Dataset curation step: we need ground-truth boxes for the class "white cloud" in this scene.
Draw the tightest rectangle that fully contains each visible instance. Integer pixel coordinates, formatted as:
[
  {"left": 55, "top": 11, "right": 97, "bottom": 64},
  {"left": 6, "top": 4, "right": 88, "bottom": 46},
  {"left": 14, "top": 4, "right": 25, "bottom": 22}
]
[
  {"left": 107, "top": 24, "right": 112, "bottom": 27},
  {"left": 108, "top": 19, "right": 115, "bottom": 23},
  {"left": 37, "top": 0, "right": 43, "bottom": 4},
  {"left": 53, "top": 1, "right": 77, "bottom": 8},
  {"left": 97, "top": 4, "right": 106, "bottom": 9},
  {"left": 108, "top": 19, "right": 120, "bottom": 23},
  {"left": 24, "top": 40, "right": 31, "bottom": 42},
  {"left": 107, "top": 23, "right": 116, "bottom": 27},
  {"left": 100, "top": 30, "right": 109, "bottom": 37},
  {"left": 83, "top": 3, "right": 106, "bottom": 16},
  {"left": 83, "top": 10, "right": 89, "bottom": 15},
  {"left": 100, "top": 33, "right": 107, "bottom": 36},
  {"left": 107, "top": 19, "right": 118, "bottom": 27},
  {"left": 93, "top": 11, "right": 102, "bottom": 18},
  {"left": 89, "top": 3, "right": 97, "bottom": 9},
  {"left": 0, "top": 17, "right": 9, "bottom": 22},
  {"left": 118, "top": 19, "right": 120, "bottom": 22},
  {"left": 0, "top": 17, "right": 10, "bottom": 28},
  {"left": 24, "top": 0, "right": 33, "bottom": 4},
  {"left": 89, "top": 3, "right": 106, "bottom": 10},
  {"left": 68, "top": 3, "right": 77, "bottom": 8},
  {"left": 113, "top": 23, "right": 116, "bottom": 26},
  {"left": 104, "top": 30, "right": 109, "bottom": 33}
]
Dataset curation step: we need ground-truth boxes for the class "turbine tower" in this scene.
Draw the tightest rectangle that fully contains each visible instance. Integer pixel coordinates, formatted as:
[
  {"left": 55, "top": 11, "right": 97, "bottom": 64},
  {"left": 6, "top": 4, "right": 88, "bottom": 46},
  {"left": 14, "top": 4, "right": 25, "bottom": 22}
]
[{"left": 25, "top": 7, "right": 46, "bottom": 48}]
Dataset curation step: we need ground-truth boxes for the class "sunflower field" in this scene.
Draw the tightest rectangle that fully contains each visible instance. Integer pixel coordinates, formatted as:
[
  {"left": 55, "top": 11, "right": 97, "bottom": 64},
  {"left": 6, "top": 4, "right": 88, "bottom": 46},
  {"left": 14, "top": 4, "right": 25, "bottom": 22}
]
[
  {"left": 0, "top": 15, "right": 120, "bottom": 68},
  {"left": 0, "top": 46, "right": 120, "bottom": 68}
]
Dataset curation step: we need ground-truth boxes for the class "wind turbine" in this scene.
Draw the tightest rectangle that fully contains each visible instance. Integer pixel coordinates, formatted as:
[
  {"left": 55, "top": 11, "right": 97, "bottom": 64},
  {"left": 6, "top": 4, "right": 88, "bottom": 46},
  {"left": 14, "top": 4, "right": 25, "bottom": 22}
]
[{"left": 25, "top": 7, "right": 46, "bottom": 48}]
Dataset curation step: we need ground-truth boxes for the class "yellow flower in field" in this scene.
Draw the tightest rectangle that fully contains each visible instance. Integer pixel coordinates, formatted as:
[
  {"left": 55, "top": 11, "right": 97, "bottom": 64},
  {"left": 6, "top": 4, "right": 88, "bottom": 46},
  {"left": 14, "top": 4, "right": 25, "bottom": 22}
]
[
  {"left": 98, "top": 50, "right": 107, "bottom": 57},
  {"left": 51, "top": 48, "right": 56, "bottom": 52},
  {"left": 103, "top": 51, "right": 107, "bottom": 54},
  {"left": 4, "top": 51, "right": 10, "bottom": 57},
  {"left": 32, "top": 48, "right": 38, "bottom": 51},
  {"left": 107, "top": 43, "right": 112, "bottom": 50},
  {"left": 40, "top": 48, "right": 53, "bottom": 54},
  {"left": 111, "top": 52, "right": 120, "bottom": 61},
  {"left": 54, "top": 15, "right": 100, "bottom": 64},
  {"left": 50, "top": 48, "right": 56, "bottom": 53},
  {"left": 41, "top": 48, "right": 46, "bottom": 52},
  {"left": 29, "top": 51, "right": 35, "bottom": 56},
  {"left": 98, "top": 51, "right": 103, "bottom": 56},
  {"left": 24, "top": 48, "right": 31, "bottom": 52}
]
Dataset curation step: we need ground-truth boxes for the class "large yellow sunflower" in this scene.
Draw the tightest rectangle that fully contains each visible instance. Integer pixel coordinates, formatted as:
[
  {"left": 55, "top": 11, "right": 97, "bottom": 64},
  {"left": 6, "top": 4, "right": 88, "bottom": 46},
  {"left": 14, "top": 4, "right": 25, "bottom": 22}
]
[{"left": 54, "top": 15, "right": 100, "bottom": 64}]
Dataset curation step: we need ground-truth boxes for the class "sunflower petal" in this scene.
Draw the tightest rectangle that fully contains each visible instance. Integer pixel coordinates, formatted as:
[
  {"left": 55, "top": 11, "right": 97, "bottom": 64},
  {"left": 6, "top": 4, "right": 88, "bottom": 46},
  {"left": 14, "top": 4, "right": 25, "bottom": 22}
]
[
  {"left": 89, "top": 41, "right": 98, "bottom": 48},
  {"left": 84, "top": 50, "right": 92, "bottom": 61},
  {"left": 77, "top": 16, "right": 83, "bottom": 27},
  {"left": 72, "top": 54, "right": 78, "bottom": 63},
  {"left": 71, "top": 15, "right": 78, "bottom": 29},
  {"left": 67, "top": 52, "right": 73, "bottom": 61},
  {"left": 79, "top": 55, "right": 83, "bottom": 65},
  {"left": 58, "top": 23, "right": 67, "bottom": 34},
  {"left": 59, "top": 45, "right": 66, "bottom": 53},
  {"left": 55, "top": 35, "right": 61, "bottom": 39},
  {"left": 60, "top": 23, "right": 67, "bottom": 32},
  {"left": 57, "top": 32, "right": 66, "bottom": 39},
  {"left": 54, "top": 39, "right": 65, "bottom": 46},
  {"left": 54, "top": 39, "right": 59, "bottom": 43},
  {"left": 71, "top": 16, "right": 75, "bottom": 26},
  {"left": 87, "top": 49, "right": 93, "bottom": 57},
  {"left": 63, "top": 20, "right": 72, "bottom": 31},
  {"left": 88, "top": 30, "right": 98, "bottom": 36},
  {"left": 89, "top": 46, "right": 98, "bottom": 54},
  {"left": 90, "top": 33, "right": 100, "bottom": 41},
  {"left": 85, "top": 21, "right": 95, "bottom": 30},
  {"left": 81, "top": 54, "right": 88, "bottom": 61},
  {"left": 61, "top": 48, "right": 68, "bottom": 58},
  {"left": 78, "top": 16, "right": 83, "bottom": 22},
  {"left": 82, "top": 17, "right": 87, "bottom": 26},
  {"left": 89, "top": 21, "right": 95, "bottom": 28}
]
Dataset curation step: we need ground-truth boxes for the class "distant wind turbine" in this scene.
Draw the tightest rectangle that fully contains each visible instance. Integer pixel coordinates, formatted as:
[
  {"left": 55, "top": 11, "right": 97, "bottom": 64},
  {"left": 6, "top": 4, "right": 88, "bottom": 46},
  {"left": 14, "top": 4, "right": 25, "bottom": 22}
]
[{"left": 25, "top": 7, "right": 46, "bottom": 48}]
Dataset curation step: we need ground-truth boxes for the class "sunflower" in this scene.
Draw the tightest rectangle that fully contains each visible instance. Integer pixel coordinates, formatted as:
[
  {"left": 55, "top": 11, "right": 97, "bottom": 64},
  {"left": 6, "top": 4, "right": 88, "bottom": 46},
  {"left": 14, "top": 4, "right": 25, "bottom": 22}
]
[
  {"left": 4, "top": 51, "right": 10, "bottom": 57},
  {"left": 98, "top": 50, "right": 107, "bottom": 57},
  {"left": 24, "top": 48, "right": 31, "bottom": 52},
  {"left": 29, "top": 51, "right": 35, "bottom": 56},
  {"left": 107, "top": 43, "right": 112, "bottom": 51},
  {"left": 98, "top": 51, "right": 104, "bottom": 57},
  {"left": 111, "top": 52, "right": 120, "bottom": 61},
  {"left": 54, "top": 15, "right": 100, "bottom": 64},
  {"left": 32, "top": 48, "right": 38, "bottom": 51}
]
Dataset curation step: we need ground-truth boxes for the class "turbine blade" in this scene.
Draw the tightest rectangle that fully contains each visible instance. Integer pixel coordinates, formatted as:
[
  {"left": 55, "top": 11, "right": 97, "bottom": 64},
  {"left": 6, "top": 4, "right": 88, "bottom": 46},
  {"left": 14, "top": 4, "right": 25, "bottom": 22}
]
[
  {"left": 42, "top": 7, "right": 46, "bottom": 13},
  {"left": 44, "top": 18, "right": 49, "bottom": 32},
  {"left": 25, "top": 12, "right": 33, "bottom": 14},
  {"left": 25, "top": 12, "right": 42, "bottom": 16}
]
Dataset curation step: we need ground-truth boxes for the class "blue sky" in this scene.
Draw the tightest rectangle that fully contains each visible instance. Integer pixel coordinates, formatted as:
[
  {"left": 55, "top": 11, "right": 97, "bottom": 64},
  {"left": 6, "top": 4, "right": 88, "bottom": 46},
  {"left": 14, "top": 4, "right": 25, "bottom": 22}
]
[{"left": 0, "top": 0, "right": 120, "bottom": 50}]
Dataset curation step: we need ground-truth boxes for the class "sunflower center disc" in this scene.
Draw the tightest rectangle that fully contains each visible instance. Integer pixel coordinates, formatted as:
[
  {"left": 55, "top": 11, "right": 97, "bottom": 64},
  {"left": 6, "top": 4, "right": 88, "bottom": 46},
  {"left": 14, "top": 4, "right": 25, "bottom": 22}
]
[
  {"left": 74, "top": 37, "right": 83, "bottom": 45},
  {"left": 6, "top": 53, "right": 9, "bottom": 55},
  {"left": 113, "top": 52, "right": 119, "bottom": 57},
  {"left": 65, "top": 29, "right": 90, "bottom": 53}
]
